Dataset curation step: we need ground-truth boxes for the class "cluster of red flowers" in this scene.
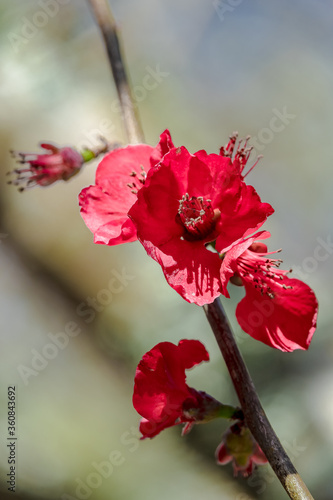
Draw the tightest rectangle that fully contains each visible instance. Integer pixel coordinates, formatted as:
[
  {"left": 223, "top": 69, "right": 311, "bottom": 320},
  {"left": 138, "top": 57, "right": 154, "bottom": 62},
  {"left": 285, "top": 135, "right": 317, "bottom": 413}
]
[
  {"left": 12, "top": 130, "right": 318, "bottom": 476},
  {"left": 77, "top": 129, "right": 318, "bottom": 474},
  {"left": 79, "top": 129, "right": 318, "bottom": 352}
]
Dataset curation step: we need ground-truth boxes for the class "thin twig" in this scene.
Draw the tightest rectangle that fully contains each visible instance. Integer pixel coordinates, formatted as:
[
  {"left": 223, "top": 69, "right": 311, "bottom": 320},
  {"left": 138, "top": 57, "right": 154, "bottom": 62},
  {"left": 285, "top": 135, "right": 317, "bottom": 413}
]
[
  {"left": 204, "top": 298, "right": 314, "bottom": 500},
  {"left": 88, "top": 0, "right": 145, "bottom": 144}
]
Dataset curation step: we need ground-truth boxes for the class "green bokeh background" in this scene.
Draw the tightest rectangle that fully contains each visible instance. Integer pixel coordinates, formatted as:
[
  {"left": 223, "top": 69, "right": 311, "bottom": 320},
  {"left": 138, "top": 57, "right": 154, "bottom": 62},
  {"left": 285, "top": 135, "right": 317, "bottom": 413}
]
[{"left": 0, "top": 1, "right": 333, "bottom": 499}]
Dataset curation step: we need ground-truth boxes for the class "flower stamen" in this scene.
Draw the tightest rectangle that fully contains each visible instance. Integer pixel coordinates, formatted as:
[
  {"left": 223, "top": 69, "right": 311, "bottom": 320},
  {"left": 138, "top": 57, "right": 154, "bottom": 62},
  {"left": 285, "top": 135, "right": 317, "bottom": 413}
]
[
  {"left": 236, "top": 249, "right": 294, "bottom": 299},
  {"left": 178, "top": 193, "right": 220, "bottom": 240}
]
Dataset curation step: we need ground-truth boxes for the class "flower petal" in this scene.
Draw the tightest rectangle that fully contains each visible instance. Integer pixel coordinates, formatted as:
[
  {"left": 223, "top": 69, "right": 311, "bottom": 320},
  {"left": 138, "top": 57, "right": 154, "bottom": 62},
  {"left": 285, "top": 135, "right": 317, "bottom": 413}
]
[
  {"left": 79, "top": 185, "right": 137, "bottom": 245},
  {"left": 216, "top": 184, "right": 274, "bottom": 252},
  {"left": 216, "top": 442, "right": 233, "bottom": 465},
  {"left": 236, "top": 277, "right": 318, "bottom": 351},
  {"left": 143, "top": 239, "right": 222, "bottom": 305},
  {"left": 79, "top": 144, "right": 153, "bottom": 245},
  {"left": 96, "top": 144, "right": 153, "bottom": 186},
  {"left": 149, "top": 129, "right": 175, "bottom": 168},
  {"left": 133, "top": 340, "right": 209, "bottom": 438},
  {"left": 130, "top": 147, "right": 194, "bottom": 247},
  {"left": 139, "top": 416, "right": 180, "bottom": 439}
]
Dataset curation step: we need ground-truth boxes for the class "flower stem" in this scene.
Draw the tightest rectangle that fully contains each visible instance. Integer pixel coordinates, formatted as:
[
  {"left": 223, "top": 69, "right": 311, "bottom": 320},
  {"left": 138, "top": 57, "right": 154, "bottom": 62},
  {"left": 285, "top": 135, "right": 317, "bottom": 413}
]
[
  {"left": 217, "top": 404, "right": 243, "bottom": 420},
  {"left": 204, "top": 298, "right": 314, "bottom": 500},
  {"left": 87, "top": 0, "right": 145, "bottom": 144}
]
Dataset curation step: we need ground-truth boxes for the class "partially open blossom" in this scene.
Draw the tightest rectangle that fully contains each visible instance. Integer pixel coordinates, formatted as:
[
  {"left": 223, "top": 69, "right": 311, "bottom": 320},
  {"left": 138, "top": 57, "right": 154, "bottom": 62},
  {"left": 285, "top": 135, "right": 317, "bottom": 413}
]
[
  {"left": 220, "top": 232, "right": 318, "bottom": 351},
  {"left": 133, "top": 339, "right": 228, "bottom": 439},
  {"left": 129, "top": 135, "right": 274, "bottom": 305},
  {"left": 79, "top": 130, "right": 174, "bottom": 246},
  {"left": 216, "top": 422, "right": 267, "bottom": 477},
  {"left": 8, "top": 143, "right": 85, "bottom": 191}
]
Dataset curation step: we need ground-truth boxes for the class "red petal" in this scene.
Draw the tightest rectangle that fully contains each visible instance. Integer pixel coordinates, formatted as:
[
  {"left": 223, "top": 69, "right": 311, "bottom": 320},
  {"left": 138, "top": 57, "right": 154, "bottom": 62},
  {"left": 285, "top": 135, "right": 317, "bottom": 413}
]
[
  {"left": 143, "top": 239, "right": 222, "bottom": 305},
  {"left": 252, "top": 445, "right": 268, "bottom": 465},
  {"left": 193, "top": 150, "right": 240, "bottom": 207},
  {"left": 79, "top": 144, "right": 153, "bottom": 245},
  {"left": 216, "top": 442, "right": 233, "bottom": 465},
  {"left": 39, "top": 142, "right": 59, "bottom": 153},
  {"left": 236, "top": 277, "right": 318, "bottom": 352},
  {"left": 96, "top": 144, "right": 153, "bottom": 186},
  {"left": 79, "top": 185, "right": 137, "bottom": 245},
  {"left": 177, "top": 339, "right": 210, "bottom": 368},
  {"left": 216, "top": 184, "right": 274, "bottom": 252},
  {"left": 129, "top": 147, "right": 193, "bottom": 246},
  {"left": 149, "top": 129, "right": 175, "bottom": 168},
  {"left": 133, "top": 340, "right": 209, "bottom": 428},
  {"left": 139, "top": 417, "right": 179, "bottom": 439}
]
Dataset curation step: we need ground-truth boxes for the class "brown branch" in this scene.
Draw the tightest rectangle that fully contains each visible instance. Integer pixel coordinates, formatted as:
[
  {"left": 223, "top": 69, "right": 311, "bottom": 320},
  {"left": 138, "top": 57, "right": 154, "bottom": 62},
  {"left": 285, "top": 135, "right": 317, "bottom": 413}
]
[
  {"left": 204, "top": 298, "right": 314, "bottom": 500},
  {"left": 87, "top": 0, "right": 145, "bottom": 144}
]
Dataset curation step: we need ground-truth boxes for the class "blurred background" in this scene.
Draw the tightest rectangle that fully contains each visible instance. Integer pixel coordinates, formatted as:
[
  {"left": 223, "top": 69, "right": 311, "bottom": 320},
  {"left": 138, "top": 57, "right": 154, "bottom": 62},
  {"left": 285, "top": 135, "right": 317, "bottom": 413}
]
[{"left": 0, "top": 0, "right": 333, "bottom": 498}]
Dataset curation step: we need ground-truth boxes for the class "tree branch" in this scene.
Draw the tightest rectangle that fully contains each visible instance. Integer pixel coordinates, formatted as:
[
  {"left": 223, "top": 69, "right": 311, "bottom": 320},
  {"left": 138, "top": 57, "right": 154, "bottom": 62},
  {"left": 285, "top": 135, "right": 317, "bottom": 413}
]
[
  {"left": 204, "top": 298, "right": 314, "bottom": 500},
  {"left": 88, "top": 0, "right": 145, "bottom": 144}
]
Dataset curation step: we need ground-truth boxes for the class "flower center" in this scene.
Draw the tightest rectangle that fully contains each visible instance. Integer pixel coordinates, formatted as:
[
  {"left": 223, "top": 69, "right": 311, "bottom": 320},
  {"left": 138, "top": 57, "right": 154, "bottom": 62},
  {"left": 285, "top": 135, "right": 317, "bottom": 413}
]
[{"left": 178, "top": 193, "right": 220, "bottom": 240}]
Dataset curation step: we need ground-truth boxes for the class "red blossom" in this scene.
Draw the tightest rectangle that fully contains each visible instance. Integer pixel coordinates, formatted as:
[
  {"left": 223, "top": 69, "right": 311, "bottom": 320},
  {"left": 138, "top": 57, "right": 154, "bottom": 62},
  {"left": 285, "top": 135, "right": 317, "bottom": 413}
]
[
  {"left": 216, "top": 422, "right": 267, "bottom": 477},
  {"left": 79, "top": 130, "right": 174, "bottom": 245},
  {"left": 220, "top": 232, "right": 318, "bottom": 351},
  {"left": 129, "top": 138, "right": 274, "bottom": 305},
  {"left": 133, "top": 339, "right": 218, "bottom": 439},
  {"left": 8, "top": 143, "right": 84, "bottom": 190}
]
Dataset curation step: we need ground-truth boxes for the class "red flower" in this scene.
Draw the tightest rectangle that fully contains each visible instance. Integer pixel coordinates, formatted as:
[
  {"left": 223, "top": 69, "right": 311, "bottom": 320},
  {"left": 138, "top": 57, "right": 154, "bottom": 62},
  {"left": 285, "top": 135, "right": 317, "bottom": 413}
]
[
  {"left": 133, "top": 339, "right": 223, "bottom": 439},
  {"left": 216, "top": 422, "right": 267, "bottom": 477},
  {"left": 8, "top": 143, "right": 84, "bottom": 191},
  {"left": 129, "top": 137, "right": 274, "bottom": 305},
  {"left": 220, "top": 232, "right": 318, "bottom": 351},
  {"left": 79, "top": 130, "right": 174, "bottom": 245}
]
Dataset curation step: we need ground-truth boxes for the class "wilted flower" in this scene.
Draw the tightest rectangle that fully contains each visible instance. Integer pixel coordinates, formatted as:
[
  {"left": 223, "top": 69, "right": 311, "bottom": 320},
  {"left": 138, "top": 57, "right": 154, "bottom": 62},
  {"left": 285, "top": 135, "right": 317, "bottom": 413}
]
[
  {"left": 216, "top": 422, "right": 267, "bottom": 477},
  {"left": 8, "top": 143, "right": 85, "bottom": 190}
]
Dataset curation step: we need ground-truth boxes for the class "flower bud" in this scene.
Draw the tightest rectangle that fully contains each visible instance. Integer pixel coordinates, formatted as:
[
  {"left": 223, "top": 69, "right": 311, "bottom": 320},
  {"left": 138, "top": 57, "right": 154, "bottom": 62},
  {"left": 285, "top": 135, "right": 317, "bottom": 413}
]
[{"left": 216, "top": 422, "right": 267, "bottom": 477}]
